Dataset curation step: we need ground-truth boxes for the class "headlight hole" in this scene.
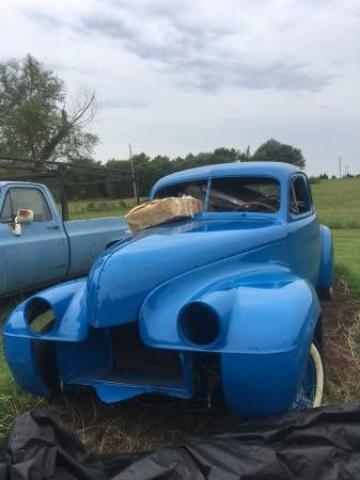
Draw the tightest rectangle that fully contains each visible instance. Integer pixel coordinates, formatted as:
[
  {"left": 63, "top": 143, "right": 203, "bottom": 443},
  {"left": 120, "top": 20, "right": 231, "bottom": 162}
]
[
  {"left": 26, "top": 298, "right": 55, "bottom": 334},
  {"left": 179, "top": 302, "right": 220, "bottom": 346}
]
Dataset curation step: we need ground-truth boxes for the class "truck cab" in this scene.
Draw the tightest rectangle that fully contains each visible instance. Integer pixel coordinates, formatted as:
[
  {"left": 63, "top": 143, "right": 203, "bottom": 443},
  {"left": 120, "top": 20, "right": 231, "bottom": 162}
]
[{"left": 0, "top": 181, "right": 129, "bottom": 297}]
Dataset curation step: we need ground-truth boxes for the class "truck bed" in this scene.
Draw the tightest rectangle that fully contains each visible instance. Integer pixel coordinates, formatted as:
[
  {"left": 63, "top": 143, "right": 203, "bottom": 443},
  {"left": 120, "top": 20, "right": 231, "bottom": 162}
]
[{"left": 64, "top": 216, "right": 130, "bottom": 278}]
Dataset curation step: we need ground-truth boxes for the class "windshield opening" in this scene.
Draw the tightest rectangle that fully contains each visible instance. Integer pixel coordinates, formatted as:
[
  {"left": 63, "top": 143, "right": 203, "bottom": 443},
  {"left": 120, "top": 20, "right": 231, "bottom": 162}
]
[
  {"left": 155, "top": 180, "right": 207, "bottom": 205},
  {"left": 208, "top": 177, "right": 280, "bottom": 213},
  {"left": 154, "top": 176, "right": 280, "bottom": 213}
]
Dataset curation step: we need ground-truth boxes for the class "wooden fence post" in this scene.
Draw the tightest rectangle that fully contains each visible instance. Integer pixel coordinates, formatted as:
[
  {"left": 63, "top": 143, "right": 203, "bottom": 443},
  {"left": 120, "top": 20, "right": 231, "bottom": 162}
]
[{"left": 58, "top": 165, "right": 69, "bottom": 221}]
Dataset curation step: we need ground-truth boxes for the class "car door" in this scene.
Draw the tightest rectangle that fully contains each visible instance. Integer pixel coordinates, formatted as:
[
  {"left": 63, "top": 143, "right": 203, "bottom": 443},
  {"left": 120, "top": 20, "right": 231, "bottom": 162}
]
[
  {"left": 287, "top": 174, "right": 321, "bottom": 285},
  {"left": 0, "top": 186, "right": 69, "bottom": 296}
]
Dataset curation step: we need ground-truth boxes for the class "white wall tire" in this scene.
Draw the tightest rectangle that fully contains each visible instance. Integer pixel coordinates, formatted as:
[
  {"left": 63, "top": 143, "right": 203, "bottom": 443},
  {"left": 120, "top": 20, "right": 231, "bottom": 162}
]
[
  {"left": 292, "top": 341, "right": 324, "bottom": 410},
  {"left": 310, "top": 343, "right": 324, "bottom": 408}
]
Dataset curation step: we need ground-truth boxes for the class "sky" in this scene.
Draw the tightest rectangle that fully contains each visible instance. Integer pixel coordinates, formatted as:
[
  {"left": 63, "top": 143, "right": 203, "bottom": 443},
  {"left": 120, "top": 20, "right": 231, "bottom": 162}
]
[{"left": 0, "top": 0, "right": 359, "bottom": 176}]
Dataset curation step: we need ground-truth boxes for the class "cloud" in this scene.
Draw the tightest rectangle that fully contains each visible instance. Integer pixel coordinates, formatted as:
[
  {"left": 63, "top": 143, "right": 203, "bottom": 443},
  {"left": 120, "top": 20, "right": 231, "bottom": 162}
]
[
  {"left": 25, "top": 0, "right": 336, "bottom": 93},
  {"left": 101, "top": 97, "right": 148, "bottom": 109},
  {"left": 9, "top": 0, "right": 359, "bottom": 176}
]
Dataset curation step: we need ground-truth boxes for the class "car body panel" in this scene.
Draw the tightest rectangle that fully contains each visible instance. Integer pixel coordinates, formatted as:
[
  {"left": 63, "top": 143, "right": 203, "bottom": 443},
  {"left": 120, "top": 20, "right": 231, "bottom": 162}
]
[
  {"left": 86, "top": 217, "right": 286, "bottom": 328},
  {"left": 3, "top": 163, "right": 333, "bottom": 417}
]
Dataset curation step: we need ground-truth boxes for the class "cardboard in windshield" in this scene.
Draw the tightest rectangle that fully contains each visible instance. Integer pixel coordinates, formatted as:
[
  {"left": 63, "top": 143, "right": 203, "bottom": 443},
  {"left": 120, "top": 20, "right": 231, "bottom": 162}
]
[{"left": 125, "top": 196, "right": 202, "bottom": 232}]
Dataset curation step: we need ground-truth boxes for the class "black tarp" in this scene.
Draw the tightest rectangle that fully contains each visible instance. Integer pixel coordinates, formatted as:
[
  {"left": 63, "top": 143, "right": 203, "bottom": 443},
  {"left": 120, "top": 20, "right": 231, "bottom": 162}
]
[{"left": 1, "top": 403, "right": 360, "bottom": 479}]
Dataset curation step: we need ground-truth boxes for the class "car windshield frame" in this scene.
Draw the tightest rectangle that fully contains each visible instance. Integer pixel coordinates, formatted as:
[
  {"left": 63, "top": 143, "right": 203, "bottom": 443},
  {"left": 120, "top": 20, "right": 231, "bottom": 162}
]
[{"left": 154, "top": 175, "right": 281, "bottom": 215}]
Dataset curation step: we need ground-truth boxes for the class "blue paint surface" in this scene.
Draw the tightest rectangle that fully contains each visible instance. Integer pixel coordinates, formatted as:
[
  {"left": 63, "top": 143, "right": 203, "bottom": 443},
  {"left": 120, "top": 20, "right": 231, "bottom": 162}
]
[
  {"left": 3, "top": 163, "right": 333, "bottom": 416},
  {"left": 0, "top": 182, "right": 130, "bottom": 297}
]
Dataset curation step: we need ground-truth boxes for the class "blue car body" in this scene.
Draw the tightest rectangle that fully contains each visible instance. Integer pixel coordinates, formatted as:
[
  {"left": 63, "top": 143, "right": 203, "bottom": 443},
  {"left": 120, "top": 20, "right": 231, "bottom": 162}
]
[{"left": 3, "top": 163, "right": 333, "bottom": 416}]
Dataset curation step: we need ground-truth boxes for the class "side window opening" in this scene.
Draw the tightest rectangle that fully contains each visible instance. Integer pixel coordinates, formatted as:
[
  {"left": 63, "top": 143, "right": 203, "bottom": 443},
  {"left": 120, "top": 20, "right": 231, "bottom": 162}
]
[
  {"left": 289, "top": 176, "right": 312, "bottom": 215},
  {"left": 0, "top": 188, "right": 51, "bottom": 223}
]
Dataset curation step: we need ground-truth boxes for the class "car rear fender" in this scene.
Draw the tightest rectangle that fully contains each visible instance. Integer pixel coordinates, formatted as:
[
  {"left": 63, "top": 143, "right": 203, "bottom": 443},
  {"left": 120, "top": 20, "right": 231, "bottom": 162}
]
[{"left": 317, "top": 224, "right": 333, "bottom": 289}]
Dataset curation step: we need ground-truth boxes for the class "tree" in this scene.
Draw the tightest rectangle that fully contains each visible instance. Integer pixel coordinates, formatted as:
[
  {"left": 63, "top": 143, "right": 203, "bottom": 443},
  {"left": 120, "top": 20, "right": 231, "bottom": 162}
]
[
  {"left": 0, "top": 54, "right": 98, "bottom": 163},
  {"left": 252, "top": 139, "right": 305, "bottom": 168}
]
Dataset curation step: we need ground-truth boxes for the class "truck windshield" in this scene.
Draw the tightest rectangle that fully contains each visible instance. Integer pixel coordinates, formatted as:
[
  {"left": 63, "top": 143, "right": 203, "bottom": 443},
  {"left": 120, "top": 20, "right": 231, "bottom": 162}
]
[{"left": 155, "top": 177, "right": 280, "bottom": 213}]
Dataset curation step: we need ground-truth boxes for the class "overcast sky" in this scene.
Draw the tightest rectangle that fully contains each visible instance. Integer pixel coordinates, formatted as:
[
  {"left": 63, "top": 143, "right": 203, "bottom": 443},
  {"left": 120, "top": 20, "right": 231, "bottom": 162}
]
[{"left": 1, "top": 0, "right": 359, "bottom": 175}]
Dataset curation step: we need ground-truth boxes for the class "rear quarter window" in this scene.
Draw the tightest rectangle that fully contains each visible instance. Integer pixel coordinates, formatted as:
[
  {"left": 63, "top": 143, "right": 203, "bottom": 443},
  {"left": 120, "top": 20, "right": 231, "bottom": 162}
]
[{"left": 289, "top": 176, "right": 312, "bottom": 215}]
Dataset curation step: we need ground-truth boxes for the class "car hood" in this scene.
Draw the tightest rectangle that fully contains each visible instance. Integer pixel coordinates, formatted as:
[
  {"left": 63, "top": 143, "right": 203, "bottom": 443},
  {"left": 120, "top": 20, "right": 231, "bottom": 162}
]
[{"left": 86, "top": 217, "right": 286, "bottom": 327}]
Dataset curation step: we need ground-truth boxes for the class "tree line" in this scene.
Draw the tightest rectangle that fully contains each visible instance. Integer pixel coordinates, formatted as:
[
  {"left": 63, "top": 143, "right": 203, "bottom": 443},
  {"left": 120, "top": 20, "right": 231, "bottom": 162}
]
[{"left": 104, "top": 140, "right": 305, "bottom": 199}]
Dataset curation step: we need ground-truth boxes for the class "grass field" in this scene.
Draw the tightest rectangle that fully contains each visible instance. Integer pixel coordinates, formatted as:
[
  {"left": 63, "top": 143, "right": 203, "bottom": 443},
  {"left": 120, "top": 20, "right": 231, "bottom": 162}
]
[
  {"left": 312, "top": 177, "right": 360, "bottom": 229},
  {"left": 66, "top": 198, "right": 139, "bottom": 220},
  {"left": 311, "top": 178, "right": 360, "bottom": 297},
  {"left": 0, "top": 176, "right": 359, "bottom": 447}
]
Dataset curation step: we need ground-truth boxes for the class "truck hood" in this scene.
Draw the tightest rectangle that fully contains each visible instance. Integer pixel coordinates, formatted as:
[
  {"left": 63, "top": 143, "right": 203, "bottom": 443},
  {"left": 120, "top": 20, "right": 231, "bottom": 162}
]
[{"left": 87, "top": 217, "right": 286, "bottom": 327}]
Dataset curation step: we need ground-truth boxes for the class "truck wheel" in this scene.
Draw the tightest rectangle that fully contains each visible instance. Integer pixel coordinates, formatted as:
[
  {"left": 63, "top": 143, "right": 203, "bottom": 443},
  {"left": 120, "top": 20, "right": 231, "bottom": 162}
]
[{"left": 292, "top": 343, "right": 324, "bottom": 410}]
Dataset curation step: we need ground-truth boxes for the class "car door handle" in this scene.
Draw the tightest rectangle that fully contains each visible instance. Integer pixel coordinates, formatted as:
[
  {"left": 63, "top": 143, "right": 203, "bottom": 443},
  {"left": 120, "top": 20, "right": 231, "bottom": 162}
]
[{"left": 46, "top": 224, "right": 60, "bottom": 230}]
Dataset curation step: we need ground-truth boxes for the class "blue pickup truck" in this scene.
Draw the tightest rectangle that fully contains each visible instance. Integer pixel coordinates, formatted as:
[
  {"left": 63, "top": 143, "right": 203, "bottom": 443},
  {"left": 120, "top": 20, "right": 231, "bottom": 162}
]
[{"left": 0, "top": 181, "right": 129, "bottom": 297}]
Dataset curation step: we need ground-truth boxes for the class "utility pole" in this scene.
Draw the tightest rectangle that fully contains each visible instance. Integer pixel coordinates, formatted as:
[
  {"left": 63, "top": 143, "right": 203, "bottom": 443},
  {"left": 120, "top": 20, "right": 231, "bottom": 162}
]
[
  {"left": 338, "top": 156, "right": 342, "bottom": 179},
  {"left": 129, "top": 144, "right": 140, "bottom": 204}
]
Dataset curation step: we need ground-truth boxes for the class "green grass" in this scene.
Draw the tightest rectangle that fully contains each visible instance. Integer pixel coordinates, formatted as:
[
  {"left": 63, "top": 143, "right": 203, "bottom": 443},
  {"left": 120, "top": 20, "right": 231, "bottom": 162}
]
[
  {"left": 0, "top": 178, "right": 359, "bottom": 443},
  {"left": 64, "top": 198, "right": 141, "bottom": 220},
  {"left": 333, "top": 229, "right": 360, "bottom": 298},
  {"left": 312, "top": 177, "right": 360, "bottom": 296},
  {"left": 312, "top": 177, "right": 360, "bottom": 229}
]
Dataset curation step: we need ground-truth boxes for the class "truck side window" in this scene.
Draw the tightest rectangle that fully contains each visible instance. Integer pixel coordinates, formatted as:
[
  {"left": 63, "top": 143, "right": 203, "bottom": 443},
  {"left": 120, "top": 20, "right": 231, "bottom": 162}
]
[
  {"left": 289, "top": 176, "right": 311, "bottom": 215},
  {"left": 0, "top": 188, "right": 51, "bottom": 223}
]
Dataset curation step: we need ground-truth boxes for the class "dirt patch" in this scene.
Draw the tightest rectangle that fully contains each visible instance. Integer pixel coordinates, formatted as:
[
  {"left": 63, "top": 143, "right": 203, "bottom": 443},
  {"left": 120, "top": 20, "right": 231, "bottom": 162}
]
[
  {"left": 51, "top": 395, "right": 238, "bottom": 454},
  {"left": 322, "top": 279, "right": 360, "bottom": 403}
]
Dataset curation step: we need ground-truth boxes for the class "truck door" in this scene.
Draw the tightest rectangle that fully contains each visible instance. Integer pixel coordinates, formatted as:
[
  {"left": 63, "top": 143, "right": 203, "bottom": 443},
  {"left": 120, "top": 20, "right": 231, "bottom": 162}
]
[
  {"left": 0, "top": 186, "right": 68, "bottom": 295},
  {"left": 287, "top": 174, "right": 321, "bottom": 285}
]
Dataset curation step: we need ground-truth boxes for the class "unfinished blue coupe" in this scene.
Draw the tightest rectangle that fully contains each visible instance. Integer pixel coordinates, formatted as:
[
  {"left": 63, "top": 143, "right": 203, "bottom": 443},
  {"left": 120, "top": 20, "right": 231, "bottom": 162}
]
[{"left": 3, "top": 162, "right": 333, "bottom": 417}]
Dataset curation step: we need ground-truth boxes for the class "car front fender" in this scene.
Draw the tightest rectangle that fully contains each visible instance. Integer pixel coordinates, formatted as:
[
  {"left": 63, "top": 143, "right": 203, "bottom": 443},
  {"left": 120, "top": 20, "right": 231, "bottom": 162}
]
[
  {"left": 140, "top": 260, "right": 321, "bottom": 416},
  {"left": 139, "top": 260, "right": 320, "bottom": 355},
  {"left": 3, "top": 277, "right": 89, "bottom": 342},
  {"left": 3, "top": 278, "right": 89, "bottom": 397}
]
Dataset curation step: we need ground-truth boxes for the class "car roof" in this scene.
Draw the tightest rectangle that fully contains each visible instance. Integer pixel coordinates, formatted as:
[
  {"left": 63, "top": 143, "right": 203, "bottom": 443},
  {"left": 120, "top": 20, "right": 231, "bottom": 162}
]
[{"left": 151, "top": 161, "right": 301, "bottom": 195}]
